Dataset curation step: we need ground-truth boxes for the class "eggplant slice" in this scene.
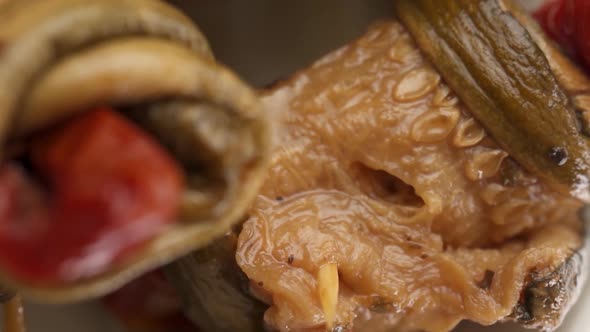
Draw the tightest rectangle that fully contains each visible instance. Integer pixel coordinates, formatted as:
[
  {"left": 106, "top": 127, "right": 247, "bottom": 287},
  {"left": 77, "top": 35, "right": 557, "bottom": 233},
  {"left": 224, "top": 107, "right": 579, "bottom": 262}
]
[
  {"left": 169, "top": 1, "right": 589, "bottom": 332},
  {"left": 0, "top": 0, "right": 270, "bottom": 302}
]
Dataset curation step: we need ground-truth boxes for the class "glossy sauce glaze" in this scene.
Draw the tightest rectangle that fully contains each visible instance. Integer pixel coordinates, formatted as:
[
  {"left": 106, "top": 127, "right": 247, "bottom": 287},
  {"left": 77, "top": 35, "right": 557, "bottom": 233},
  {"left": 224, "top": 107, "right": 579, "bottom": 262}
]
[{"left": 236, "top": 22, "right": 583, "bottom": 332}]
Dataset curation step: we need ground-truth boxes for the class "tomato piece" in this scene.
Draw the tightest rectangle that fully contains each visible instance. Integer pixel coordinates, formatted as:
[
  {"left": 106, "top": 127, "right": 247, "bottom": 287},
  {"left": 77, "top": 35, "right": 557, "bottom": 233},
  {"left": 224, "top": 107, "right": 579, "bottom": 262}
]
[
  {"left": 0, "top": 108, "right": 183, "bottom": 282},
  {"left": 535, "top": 0, "right": 590, "bottom": 71}
]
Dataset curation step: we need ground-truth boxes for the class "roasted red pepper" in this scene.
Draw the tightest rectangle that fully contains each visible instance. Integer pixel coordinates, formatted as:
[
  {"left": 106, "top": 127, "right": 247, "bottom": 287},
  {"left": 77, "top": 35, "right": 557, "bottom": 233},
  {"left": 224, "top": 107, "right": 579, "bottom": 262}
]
[
  {"left": 535, "top": 0, "right": 590, "bottom": 71},
  {"left": 0, "top": 108, "right": 183, "bottom": 282}
]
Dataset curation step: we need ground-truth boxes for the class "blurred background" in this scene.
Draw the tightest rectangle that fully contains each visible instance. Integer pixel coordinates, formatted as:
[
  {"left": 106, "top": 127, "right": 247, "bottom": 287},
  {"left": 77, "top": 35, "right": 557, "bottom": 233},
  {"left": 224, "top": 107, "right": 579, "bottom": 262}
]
[
  {"left": 5, "top": 1, "right": 578, "bottom": 332},
  {"left": 169, "top": 0, "right": 395, "bottom": 87},
  {"left": 168, "top": 0, "right": 544, "bottom": 87}
]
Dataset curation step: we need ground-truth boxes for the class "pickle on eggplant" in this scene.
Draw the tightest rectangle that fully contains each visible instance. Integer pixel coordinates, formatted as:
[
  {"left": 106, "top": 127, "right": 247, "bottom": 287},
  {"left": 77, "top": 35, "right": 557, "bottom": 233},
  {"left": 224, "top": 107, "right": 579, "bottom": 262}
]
[
  {"left": 0, "top": 0, "right": 270, "bottom": 303},
  {"left": 395, "top": 0, "right": 590, "bottom": 201}
]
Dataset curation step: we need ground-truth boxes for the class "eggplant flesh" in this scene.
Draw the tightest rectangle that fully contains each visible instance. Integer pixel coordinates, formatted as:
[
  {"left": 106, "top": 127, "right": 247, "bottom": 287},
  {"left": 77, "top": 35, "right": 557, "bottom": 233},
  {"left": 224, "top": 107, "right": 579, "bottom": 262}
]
[
  {"left": 0, "top": 0, "right": 270, "bottom": 303},
  {"left": 170, "top": 4, "right": 589, "bottom": 332}
]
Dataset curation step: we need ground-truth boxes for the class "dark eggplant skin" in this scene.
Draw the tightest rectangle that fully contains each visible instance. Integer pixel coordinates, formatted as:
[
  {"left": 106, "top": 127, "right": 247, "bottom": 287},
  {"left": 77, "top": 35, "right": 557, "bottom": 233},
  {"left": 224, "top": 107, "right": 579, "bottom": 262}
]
[
  {"left": 507, "top": 207, "right": 590, "bottom": 331},
  {"left": 0, "top": 284, "right": 14, "bottom": 303},
  {"left": 509, "top": 231, "right": 589, "bottom": 331},
  {"left": 165, "top": 229, "right": 267, "bottom": 332}
]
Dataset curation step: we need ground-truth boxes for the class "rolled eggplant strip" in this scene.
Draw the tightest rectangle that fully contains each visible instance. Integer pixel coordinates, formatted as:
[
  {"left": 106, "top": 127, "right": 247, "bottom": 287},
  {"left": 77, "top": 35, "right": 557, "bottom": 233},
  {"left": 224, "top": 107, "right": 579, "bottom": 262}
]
[{"left": 0, "top": 0, "right": 270, "bottom": 303}]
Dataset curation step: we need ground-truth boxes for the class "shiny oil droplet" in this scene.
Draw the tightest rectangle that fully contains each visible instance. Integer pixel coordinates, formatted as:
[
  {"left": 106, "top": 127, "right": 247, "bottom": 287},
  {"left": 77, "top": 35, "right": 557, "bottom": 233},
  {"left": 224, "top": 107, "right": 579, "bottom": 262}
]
[
  {"left": 453, "top": 117, "right": 486, "bottom": 148},
  {"left": 573, "top": 95, "right": 590, "bottom": 136},
  {"left": 465, "top": 149, "right": 509, "bottom": 181},
  {"left": 432, "top": 85, "right": 458, "bottom": 107},
  {"left": 547, "top": 147, "right": 568, "bottom": 166},
  {"left": 388, "top": 38, "right": 414, "bottom": 63},
  {"left": 411, "top": 107, "right": 460, "bottom": 143}
]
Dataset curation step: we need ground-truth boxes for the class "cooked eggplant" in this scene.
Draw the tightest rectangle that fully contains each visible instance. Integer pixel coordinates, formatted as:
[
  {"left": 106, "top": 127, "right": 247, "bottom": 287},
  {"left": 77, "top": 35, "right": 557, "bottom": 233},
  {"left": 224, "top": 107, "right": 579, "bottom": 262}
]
[
  {"left": 169, "top": 1, "right": 589, "bottom": 331},
  {"left": 0, "top": 0, "right": 270, "bottom": 302}
]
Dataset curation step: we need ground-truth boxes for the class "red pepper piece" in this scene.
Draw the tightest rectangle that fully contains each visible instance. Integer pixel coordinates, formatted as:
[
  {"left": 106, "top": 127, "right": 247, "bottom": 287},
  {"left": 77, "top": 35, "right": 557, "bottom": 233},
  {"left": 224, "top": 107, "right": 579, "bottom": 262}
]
[
  {"left": 535, "top": 0, "right": 590, "bottom": 71},
  {"left": 0, "top": 108, "right": 183, "bottom": 283}
]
